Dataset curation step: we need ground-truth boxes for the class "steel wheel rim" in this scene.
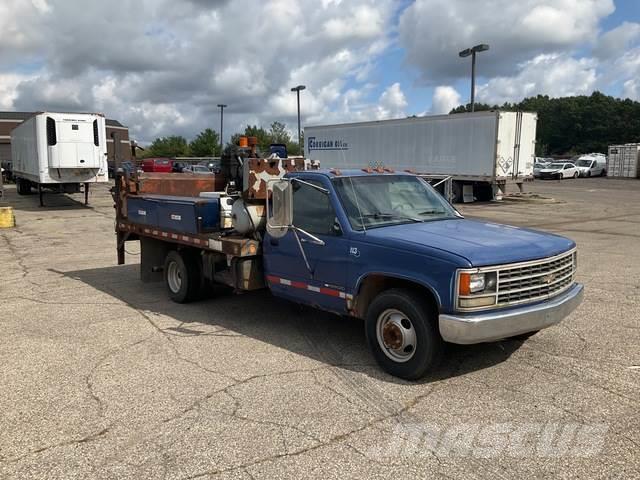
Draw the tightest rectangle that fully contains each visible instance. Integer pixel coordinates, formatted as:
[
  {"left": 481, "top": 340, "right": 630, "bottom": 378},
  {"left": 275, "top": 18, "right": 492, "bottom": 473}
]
[
  {"left": 167, "top": 260, "right": 182, "bottom": 293},
  {"left": 376, "top": 308, "right": 417, "bottom": 363}
]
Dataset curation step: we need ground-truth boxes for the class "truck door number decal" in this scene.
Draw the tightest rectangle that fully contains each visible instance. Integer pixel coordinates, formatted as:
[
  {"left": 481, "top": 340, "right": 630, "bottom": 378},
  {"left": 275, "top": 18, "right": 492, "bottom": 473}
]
[{"left": 349, "top": 247, "right": 360, "bottom": 258}]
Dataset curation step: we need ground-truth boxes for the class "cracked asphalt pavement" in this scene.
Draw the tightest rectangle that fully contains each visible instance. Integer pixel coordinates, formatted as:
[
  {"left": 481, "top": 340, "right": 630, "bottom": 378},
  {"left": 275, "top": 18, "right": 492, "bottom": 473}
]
[{"left": 0, "top": 178, "right": 638, "bottom": 479}]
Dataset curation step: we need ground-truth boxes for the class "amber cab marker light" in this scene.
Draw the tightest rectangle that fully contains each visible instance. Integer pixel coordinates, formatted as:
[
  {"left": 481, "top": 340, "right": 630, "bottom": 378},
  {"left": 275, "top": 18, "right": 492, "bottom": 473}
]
[{"left": 459, "top": 273, "right": 471, "bottom": 296}]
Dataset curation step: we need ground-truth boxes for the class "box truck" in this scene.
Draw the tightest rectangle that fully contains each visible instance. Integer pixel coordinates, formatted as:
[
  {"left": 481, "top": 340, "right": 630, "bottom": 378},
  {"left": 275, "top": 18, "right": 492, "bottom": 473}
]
[
  {"left": 11, "top": 112, "right": 108, "bottom": 205},
  {"left": 304, "top": 111, "right": 537, "bottom": 201}
]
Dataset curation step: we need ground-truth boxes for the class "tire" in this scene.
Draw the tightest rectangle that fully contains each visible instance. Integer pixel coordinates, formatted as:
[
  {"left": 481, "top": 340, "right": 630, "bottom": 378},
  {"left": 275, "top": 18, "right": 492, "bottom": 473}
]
[
  {"left": 365, "top": 288, "right": 443, "bottom": 380},
  {"left": 17, "top": 178, "right": 31, "bottom": 195},
  {"left": 601, "top": 169, "right": 606, "bottom": 177},
  {"left": 573, "top": 172, "right": 578, "bottom": 179},
  {"left": 586, "top": 171, "right": 591, "bottom": 177},
  {"left": 451, "top": 181, "right": 462, "bottom": 203},
  {"left": 163, "top": 250, "right": 202, "bottom": 303}
]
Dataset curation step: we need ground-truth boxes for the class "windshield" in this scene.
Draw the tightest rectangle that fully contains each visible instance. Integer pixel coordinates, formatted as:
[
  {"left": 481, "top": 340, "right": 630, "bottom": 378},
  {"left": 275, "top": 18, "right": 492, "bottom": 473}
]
[
  {"left": 549, "top": 163, "right": 565, "bottom": 169},
  {"left": 332, "top": 175, "right": 458, "bottom": 230},
  {"left": 577, "top": 159, "right": 593, "bottom": 167}
]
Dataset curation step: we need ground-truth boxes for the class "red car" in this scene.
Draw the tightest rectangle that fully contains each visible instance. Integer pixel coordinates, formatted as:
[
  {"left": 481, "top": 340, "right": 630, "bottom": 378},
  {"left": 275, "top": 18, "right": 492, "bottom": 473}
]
[{"left": 141, "top": 157, "right": 173, "bottom": 173}]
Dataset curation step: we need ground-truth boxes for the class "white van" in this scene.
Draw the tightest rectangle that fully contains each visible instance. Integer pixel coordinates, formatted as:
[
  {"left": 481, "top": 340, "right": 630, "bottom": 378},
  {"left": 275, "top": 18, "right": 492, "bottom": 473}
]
[{"left": 575, "top": 154, "right": 606, "bottom": 177}]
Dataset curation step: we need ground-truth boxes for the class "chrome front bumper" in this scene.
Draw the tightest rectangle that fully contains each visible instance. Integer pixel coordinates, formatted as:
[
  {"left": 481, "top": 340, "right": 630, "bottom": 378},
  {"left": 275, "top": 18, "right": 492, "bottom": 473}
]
[{"left": 439, "top": 283, "right": 584, "bottom": 344}]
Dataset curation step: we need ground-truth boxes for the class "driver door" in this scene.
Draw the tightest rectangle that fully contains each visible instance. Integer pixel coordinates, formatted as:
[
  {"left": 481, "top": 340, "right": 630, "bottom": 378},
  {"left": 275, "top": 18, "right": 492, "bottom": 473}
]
[{"left": 263, "top": 179, "right": 351, "bottom": 314}]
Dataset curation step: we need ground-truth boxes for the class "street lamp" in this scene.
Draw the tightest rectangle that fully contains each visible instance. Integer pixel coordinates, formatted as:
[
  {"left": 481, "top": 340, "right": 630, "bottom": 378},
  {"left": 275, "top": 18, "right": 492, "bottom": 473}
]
[
  {"left": 459, "top": 44, "right": 489, "bottom": 112},
  {"left": 217, "top": 104, "right": 227, "bottom": 154},
  {"left": 290, "top": 85, "right": 306, "bottom": 152}
]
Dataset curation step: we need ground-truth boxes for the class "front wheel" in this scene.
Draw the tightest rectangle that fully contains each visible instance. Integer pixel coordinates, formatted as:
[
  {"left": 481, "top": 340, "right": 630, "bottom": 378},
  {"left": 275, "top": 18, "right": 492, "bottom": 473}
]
[
  {"left": 365, "top": 289, "right": 443, "bottom": 380},
  {"left": 573, "top": 172, "right": 579, "bottom": 179}
]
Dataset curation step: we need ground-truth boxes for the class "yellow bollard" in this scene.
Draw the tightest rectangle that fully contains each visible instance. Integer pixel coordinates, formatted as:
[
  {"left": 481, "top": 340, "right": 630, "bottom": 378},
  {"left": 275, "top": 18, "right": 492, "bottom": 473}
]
[{"left": 0, "top": 206, "right": 15, "bottom": 228}]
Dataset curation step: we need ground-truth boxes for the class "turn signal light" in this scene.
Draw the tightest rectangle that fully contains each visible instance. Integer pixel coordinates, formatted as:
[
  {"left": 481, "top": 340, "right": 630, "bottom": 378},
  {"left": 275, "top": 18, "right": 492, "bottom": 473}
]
[{"left": 459, "top": 273, "right": 471, "bottom": 295}]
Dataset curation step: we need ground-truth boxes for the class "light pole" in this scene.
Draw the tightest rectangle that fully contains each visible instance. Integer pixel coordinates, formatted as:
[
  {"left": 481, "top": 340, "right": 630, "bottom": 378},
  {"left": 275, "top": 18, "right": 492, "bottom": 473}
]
[
  {"left": 458, "top": 44, "right": 489, "bottom": 112},
  {"left": 217, "top": 104, "right": 227, "bottom": 154},
  {"left": 290, "top": 85, "right": 306, "bottom": 152}
]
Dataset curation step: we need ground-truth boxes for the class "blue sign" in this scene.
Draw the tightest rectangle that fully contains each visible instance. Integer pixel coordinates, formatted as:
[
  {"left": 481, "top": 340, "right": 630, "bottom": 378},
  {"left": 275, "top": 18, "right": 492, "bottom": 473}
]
[{"left": 307, "top": 136, "right": 349, "bottom": 152}]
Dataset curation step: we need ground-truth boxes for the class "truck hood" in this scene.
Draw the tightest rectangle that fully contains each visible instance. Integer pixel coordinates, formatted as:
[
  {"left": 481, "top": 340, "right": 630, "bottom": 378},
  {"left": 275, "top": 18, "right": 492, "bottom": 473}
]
[{"left": 361, "top": 218, "right": 575, "bottom": 267}]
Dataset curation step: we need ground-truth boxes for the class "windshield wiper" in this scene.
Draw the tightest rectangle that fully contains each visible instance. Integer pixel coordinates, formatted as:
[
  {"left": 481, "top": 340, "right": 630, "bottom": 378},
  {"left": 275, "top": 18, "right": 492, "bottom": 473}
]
[
  {"left": 417, "top": 209, "right": 445, "bottom": 216},
  {"left": 361, "top": 212, "right": 423, "bottom": 223}
]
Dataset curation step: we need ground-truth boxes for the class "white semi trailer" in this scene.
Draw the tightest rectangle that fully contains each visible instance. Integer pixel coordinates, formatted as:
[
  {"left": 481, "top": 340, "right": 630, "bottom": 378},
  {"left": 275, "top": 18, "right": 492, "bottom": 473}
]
[
  {"left": 304, "top": 111, "right": 537, "bottom": 201},
  {"left": 12, "top": 112, "right": 108, "bottom": 206}
]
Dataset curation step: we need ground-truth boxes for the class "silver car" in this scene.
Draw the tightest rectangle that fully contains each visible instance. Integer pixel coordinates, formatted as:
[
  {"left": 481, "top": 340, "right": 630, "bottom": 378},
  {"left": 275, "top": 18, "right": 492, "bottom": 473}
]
[{"left": 533, "top": 161, "right": 551, "bottom": 178}]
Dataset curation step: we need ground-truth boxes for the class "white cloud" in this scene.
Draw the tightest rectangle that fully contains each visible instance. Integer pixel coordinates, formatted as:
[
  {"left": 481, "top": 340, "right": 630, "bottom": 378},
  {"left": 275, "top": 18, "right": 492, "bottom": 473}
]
[
  {"left": 432, "top": 86, "right": 461, "bottom": 114},
  {"left": 375, "top": 82, "right": 408, "bottom": 119},
  {"left": 0, "top": 0, "right": 397, "bottom": 144},
  {"left": 594, "top": 21, "right": 640, "bottom": 59},
  {"left": 476, "top": 54, "right": 598, "bottom": 104},
  {"left": 399, "top": 0, "right": 614, "bottom": 82},
  {"left": 623, "top": 79, "right": 639, "bottom": 100}
]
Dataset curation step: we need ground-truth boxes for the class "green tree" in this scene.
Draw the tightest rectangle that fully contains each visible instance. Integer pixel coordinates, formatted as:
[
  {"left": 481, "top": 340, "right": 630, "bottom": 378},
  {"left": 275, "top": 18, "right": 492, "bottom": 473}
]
[
  {"left": 269, "top": 121, "right": 291, "bottom": 144},
  {"left": 146, "top": 136, "right": 190, "bottom": 157},
  {"left": 189, "top": 128, "right": 220, "bottom": 157}
]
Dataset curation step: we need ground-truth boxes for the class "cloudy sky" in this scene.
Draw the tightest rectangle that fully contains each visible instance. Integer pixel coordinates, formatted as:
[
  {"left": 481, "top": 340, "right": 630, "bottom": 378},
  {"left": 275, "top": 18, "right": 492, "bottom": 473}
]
[{"left": 0, "top": 0, "right": 638, "bottom": 144}]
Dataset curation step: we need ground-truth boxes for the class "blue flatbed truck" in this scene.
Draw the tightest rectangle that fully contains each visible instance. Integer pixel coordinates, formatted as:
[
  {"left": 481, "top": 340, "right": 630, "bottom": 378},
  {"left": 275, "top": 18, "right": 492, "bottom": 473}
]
[{"left": 114, "top": 159, "right": 583, "bottom": 380}]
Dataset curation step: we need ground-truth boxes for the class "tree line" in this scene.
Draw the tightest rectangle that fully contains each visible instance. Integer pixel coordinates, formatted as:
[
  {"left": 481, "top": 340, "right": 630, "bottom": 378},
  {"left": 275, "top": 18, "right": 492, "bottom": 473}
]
[
  {"left": 450, "top": 91, "right": 640, "bottom": 155},
  {"left": 141, "top": 121, "right": 302, "bottom": 158}
]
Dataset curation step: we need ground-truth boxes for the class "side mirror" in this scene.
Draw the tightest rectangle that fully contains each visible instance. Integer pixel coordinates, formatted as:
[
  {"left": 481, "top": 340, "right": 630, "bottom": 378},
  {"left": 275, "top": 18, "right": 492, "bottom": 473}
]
[{"left": 266, "top": 179, "right": 293, "bottom": 239}]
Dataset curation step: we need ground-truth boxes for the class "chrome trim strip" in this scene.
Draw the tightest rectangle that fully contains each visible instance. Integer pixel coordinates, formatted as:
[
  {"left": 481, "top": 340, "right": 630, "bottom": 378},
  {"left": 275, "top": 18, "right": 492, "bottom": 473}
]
[
  {"left": 496, "top": 279, "right": 574, "bottom": 308},
  {"left": 498, "top": 261, "right": 573, "bottom": 283},
  {"left": 498, "top": 270, "right": 574, "bottom": 295}
]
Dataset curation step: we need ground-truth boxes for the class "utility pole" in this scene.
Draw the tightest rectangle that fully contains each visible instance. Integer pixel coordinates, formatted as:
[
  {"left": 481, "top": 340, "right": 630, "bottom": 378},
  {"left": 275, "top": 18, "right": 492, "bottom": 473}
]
[
  {"left": 217, "top": 104, "right": 227, "bottom": 154},
  {"left": 458, "top": 44, "right": 489, "bottom": 112},
  {"left": 290, "top": 85, "right": 306, "bottom": 152}
]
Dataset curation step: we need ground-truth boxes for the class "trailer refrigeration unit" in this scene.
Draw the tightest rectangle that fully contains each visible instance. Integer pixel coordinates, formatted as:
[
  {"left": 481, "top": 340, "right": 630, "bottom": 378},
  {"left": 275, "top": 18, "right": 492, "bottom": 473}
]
[
  {"left": 11, "top": 112, "right": 108, "bottom": 206},
  {"left": 304, "top": 111, "right": 537, "bottom": 201}
]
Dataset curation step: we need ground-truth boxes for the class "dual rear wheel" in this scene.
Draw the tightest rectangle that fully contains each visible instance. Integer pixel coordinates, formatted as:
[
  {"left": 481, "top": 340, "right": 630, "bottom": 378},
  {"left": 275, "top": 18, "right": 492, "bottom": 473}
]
[{"left": 163, "top": 250, "right": 204, "bottom": 303}]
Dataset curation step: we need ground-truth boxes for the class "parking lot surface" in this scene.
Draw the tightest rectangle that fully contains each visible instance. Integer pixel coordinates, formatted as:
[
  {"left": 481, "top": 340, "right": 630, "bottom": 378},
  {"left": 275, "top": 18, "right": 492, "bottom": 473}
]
[{"left": 1, "top": 178, "right": 638, "bottom": 479}]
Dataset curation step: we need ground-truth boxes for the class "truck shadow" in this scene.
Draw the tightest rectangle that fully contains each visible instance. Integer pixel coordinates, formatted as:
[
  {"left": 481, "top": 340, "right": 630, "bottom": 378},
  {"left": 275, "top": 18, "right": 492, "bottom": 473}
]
[{"left": 56, "top": 263, "right": 526, "bottom": 384}]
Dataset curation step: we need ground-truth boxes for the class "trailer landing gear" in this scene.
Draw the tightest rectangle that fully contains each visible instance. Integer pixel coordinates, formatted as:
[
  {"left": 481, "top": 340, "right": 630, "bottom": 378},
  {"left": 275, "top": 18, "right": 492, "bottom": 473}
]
[
  {"left": 38, "top": 184, "right": 44, "bottom": 207},
  {"left": 84, "top": 183, "right": 89, "bottom": 206}
]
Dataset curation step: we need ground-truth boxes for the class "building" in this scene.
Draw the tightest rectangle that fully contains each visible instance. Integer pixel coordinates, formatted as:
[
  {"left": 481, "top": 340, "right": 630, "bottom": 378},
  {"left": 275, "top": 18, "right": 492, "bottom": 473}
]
[{"left": 0, "top": 111, "right": 132, "bottom": 170}]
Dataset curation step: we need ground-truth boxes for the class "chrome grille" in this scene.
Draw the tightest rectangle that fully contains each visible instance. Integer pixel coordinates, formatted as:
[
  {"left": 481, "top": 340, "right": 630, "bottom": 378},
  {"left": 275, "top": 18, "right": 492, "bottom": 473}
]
[{"left": 497, "top": 250, "right": 575, "bottom": 306}]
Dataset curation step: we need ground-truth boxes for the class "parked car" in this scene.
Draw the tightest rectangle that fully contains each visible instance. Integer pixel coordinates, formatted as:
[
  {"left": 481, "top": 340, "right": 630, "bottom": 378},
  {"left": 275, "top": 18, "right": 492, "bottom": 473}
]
[
  {"left": 141, "top": 157, "right": 173, "bottom": 173},
  {"left": 198, "top": 160, "right": 221, "bottom": 173},
  {"left": 172, "top": 161, "right": 187, "bottom": 173},
  {"left": 539, "top": 162, "right": 579, "bottom": 179},
  {"left": 182, "top": 164, "right": 212, "bottom": 174},
  {"left": 533, "top": 161, "right": 551, "bottom": 178},
  {"left": 576, "top": 155, "right": 607, "bottom": 177}
]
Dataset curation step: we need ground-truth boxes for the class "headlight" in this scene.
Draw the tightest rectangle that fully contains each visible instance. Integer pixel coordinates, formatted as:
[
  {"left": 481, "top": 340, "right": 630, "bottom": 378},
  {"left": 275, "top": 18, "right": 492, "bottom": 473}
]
[
  {"left": 459, "top": 272, "right": 497, "bottom": 294},
  {"left": 457, "top": 271, "right": 498, "bottom": 310}
]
